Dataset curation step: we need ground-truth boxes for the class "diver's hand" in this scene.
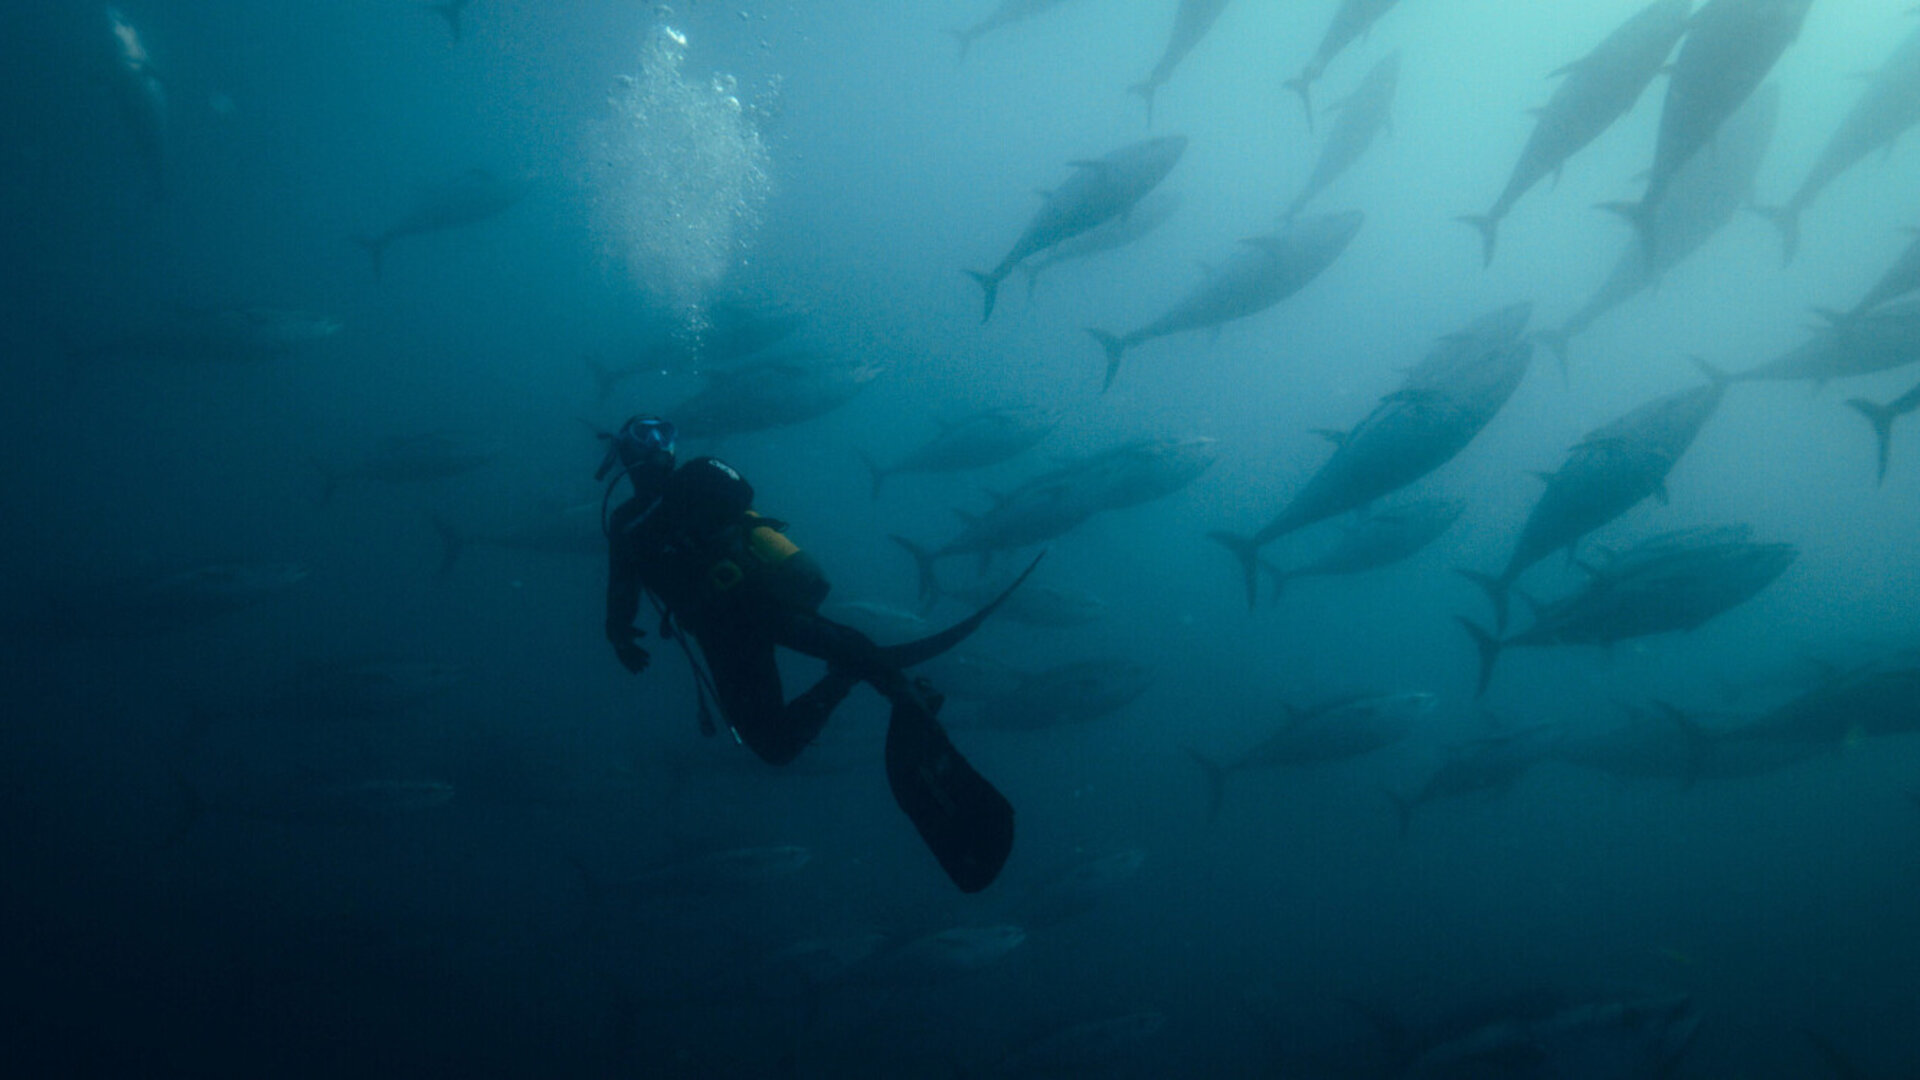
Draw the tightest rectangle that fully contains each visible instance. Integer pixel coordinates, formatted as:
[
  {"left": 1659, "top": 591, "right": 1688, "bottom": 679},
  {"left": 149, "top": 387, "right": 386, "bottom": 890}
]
[{"left": 609, "top": 626, "right": 650, "bottom": 674}]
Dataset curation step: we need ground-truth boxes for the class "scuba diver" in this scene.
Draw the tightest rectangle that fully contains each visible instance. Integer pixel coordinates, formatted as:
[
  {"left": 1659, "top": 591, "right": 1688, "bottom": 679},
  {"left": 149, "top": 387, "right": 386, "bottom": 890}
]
[{"left": 598, "top": 415, "right": 1033, "bottom": 893}]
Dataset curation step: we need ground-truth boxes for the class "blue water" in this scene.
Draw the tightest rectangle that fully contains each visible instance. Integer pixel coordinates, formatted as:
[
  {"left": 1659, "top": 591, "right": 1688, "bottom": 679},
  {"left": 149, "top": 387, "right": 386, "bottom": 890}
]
[{"left": 4, "top": 1, "right": 1918, "bottom": 1075}]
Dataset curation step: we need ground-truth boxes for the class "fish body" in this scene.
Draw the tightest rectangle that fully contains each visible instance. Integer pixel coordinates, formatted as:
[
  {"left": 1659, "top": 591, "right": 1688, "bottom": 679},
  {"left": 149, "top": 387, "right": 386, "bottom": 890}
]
[
  {"left": 1286, "top": 52, "right": 1400, "bottom": 221},
  {"left": 1016, "top": 848, "right": 1147, "bottom": 927},
  {"left": 861, "top": 924, "right": 1027, "bottom": 986},
  {"left": 1461, "top": 0, "right": 1691, "bottom": 265},
  {"left": 1390, "top": 726, "right": 1557, "bottom": 834},
  {"left": 864, "top": 406, "right": 1060, "bottom": 498},
  {"left": 1462, "top": 534, "right": 1796, "bottom": 695},
  {"left": 971, "top": 136, "right": 1188, "bottom": 320},
  {"left": 1210, "top": 303, "right": 1532, "bottom": 607},
  {"left": 948, "top": 0, "right": 1076, "bottom": 59},
  {"left": 671, "top": 354, "right": 883, "bottom": 439},
  {"left": 1614, "top": 0, "right": 1811, "bottom": 256},
  {"left": 1474, "top": 372, "right": 1729, "bottom": 627},
  {"left": 1264, "top": 496, "right": 1464, "bottom": 599},
  {"left": 1130, "top": 0, "right": 1231, "bottom": 122},
  {"left": 1538, "top": 83, "right": 1778, "bottom": 366},
  {"left": 1736, "top": 298, "right": 1920, "bottom": 382},
  {"left": 1399, "top": 995, "right": 1701, "bottom": 1079},
  {"left": 973, "top": 658, "right": 1155, "bottom": 730},
  {"left": 1761, "top": 23, "right": 1920, "bottom": 262},
  {"left": 1021, "top": 190, "right": 1182, "bottom": 296},
  {"left": 1285, "top": 0, "right": 1405, "bottom": 126},
  {"left": 1090, "top": 211, "right": 1363, "bottom": 389},
  {"left": 355, "top": 167, "right": 534, "bottom": 275}
]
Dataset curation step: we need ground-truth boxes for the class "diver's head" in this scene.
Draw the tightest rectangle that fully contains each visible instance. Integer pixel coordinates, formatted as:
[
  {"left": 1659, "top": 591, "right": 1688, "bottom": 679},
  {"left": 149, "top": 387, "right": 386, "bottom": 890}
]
[{"left": 597, "top": 415, "right": 678, "bottom": 494}]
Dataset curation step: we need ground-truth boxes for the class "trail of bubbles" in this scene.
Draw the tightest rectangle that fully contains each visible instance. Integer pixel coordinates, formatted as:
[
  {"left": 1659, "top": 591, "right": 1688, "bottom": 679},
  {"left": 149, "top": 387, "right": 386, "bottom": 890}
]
[{"left": 590, "top": 23, "right": 773, "bottom": 336}]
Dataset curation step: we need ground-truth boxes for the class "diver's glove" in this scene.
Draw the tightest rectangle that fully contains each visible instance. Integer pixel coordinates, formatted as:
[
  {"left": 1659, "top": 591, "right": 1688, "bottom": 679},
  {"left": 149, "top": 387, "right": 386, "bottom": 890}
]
[{"left": 608, "top": 625, "right": 651, "bottom": 674}]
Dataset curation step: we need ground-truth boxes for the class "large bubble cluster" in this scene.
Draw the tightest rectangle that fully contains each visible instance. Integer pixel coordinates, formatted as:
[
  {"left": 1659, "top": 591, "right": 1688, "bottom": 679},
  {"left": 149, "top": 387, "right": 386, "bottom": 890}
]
[{"left": 591, "top": 24, "right": 772, "bottom": 331}]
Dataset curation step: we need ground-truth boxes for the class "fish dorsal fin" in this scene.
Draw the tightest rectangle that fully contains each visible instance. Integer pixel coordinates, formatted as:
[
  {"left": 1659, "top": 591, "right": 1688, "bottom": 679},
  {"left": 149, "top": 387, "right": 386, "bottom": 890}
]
[
  {"left": 1309, "top": 427, "right": 1349, "bottom": 447},
  {"left": 1513, "top": 589, "right": 1544, "bottom": 625}
]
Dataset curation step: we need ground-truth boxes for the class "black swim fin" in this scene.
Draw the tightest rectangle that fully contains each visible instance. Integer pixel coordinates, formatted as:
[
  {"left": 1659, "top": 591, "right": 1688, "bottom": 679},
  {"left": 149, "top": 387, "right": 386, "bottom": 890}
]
[
  {"left": 885, "top": 682, "right": 1014, "bottom": 893},
  {"left": 874, "top": 551, "right": 1044, "bottom": 670}
]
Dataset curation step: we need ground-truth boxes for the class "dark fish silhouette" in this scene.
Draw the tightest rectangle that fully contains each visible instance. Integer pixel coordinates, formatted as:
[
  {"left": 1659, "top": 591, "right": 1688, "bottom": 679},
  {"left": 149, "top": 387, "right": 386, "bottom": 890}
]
[
  {"left": 1285, "top": 52, "right": 1399, "bottom": 221},
  {"left": 1460, "top": 0, "right": 1690, "bottom": 266},
  {"left": 1129, "top": 0, "right": 1230, "bottom": 124},
  {"left": 1285, "top": 0, "right": 1406, "bottom": 129}
]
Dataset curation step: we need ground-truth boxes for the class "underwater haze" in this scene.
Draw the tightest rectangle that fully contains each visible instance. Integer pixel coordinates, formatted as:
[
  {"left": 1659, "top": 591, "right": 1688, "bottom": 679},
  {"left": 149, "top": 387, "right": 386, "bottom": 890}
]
[{"left": 6, "top": 0, "right": 1920, "bottom": 1075}]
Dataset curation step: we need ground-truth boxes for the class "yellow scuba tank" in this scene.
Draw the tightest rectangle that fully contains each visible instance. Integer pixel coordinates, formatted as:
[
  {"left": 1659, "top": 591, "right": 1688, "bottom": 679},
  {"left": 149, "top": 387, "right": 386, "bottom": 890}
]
[{"left": 708, "top": 512, "right": 830, "bottom": 611}]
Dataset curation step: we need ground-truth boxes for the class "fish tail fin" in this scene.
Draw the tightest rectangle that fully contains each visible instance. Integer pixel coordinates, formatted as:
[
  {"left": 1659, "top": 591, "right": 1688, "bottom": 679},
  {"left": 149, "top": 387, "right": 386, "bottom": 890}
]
[
  {"left": 1455, "top": 616, "right": 1503, "bottom": 699},
  {"left": 1128, "top": 81, "right": 1157, "bottom": 126},
  {"left": 1283, "top": 75, "right": 1315, "bottom": 132},
  {"left": 964, "top": 269, "right": 1000, "bottom": 323},
  {"left": 428, "top": 514, "right": 464, "bottom": 576},
  {"left": 1385, "top": 787, "right": 1414, "bottom": 839},
  {"left": 856, "top": 449, "right": 889, "bottom": 500},
  {"left": 351, "top": 234, "right": 386, "bottom": 277},
  {"left": 945, "top": 28, "right": 972, "bottom": 62},
  {"left": 1753, "top": 204, "right": 1800, "bottom": 265},
  {"left": 1456, "top": 213, "right": 1499, "bottom": 268},
  {"left": 1597, "top": 198, "right": 1656, "bottom": 259},
  {"left": 890, "top": 535, "right": 942, "bottom": 613},
  {"left": 1457, "top": 569, "right": 1511, "bottom": 632},
  {"left": 1086, "top": 328, "right": 1127, "bottom": 392},
  {"left": 1186, "top": 749, "right": 1230, "bottom": 825},
  {"left": 1258, "top": 557, "right": 1291, "bottom": 606},
  {"left": 1533, "top": 328, "right": 1572, "bottom": 377},
  {"left": 1206, "top": 531, "right": 1262, "bottom": 612},
  {"left": 1845, "top": 396, "right": 1900, "bottom": 486}
]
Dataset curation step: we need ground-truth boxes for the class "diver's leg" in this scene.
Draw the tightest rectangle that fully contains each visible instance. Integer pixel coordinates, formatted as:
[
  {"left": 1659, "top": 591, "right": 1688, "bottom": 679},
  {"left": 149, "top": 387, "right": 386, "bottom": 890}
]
[
  {"left": 699, "top": 631, "right": 807, "bottom": 766},
  {"left": 767, "top": 611, "right": 928, "bottom": 714}
]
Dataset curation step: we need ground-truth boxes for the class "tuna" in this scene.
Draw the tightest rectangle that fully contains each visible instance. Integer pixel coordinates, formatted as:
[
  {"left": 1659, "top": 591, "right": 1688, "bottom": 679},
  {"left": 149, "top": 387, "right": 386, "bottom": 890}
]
[
  {"left": 1553, "top": 701, "right": 1824, "bottom": 784},
  {"left": 861, "top": 406, "right": 1061, "bottom": 498},
  {"left": 1732, "top": 649, "right": 1920, "bottom": 747},
  {"left": 1260, "top": 496, "right": 1465, "bottom": 601},
  {"left": 1210, "top": 303, "right": 1533, "bottom": 608},
  {"left": 670, "top": 354, "right": 883, "bottom": 440},
  {"left": 969, "top": 135, "right": 1187, "bottom": 321},
  {"left": 1536, "top": 83, "right": 1778, "bottom": 368},
  {"left": 858, "top": 924, "right": 1027, "bottom": 986},
  {"left": 1388, "top": 725, "right": 1557, "bottom": 836},
  {"left": 1284, "top": 52, "right": 1399, "bottom": 221},
  {"left": 1460, "top": 0, "right": 1692, "bottom": 266},
  {"left": 1845, "top": 376, "right": 1920, "bottom": 483},
  {"left": 1459, "top": 530, "right": 1797, "bottom": 695},
  {"left": 970, "top": 658, "right": 1155, "bottom": 730},
  {"left": 1605, "top": 0, "right": 1811, "bottom": 260},
  {"left": 1465, "top": 364, "right": 1731, "bottom": 630},
  {"left": 72, "top": 306, "right": 344, "bottom": 366},
  {"left": 1089, "top": 210, "right": 1363, "bottom": 390},
  {"left": 946, "top": 0, "right": 1075, "bottom": 60},
  {"left": 1129, "top": 0, "right": 1231, "bottom": 124},
  {"left": 1398, "top": 994, "right": 1701, "bottom": 1078},
  {"left": 318, "top": 432, "right": 494, "bottom": 504},
  {"left": 1758, "top": 22, "right": 1920, "bottom": 263},
  {"left": 1190, "top": 692, "right": 1437, "bottom": 821},
  {"left": 1065, "top": 434, "right": 1222, "bottom": 511},
  {"left": 1732, "top": 298, "right": 1920, "bottom": 383},
  {"left": 353, "top": 167, "right": 535, "bottom": 276},
  {"left": 892, "top": 479, "right": 1099, "bottom": 604},
  {"left": 1014, "top": 848, "right": 1147, "bottom": 927},
  {"left": 1020, "top": 189, "right": 1183, "bottom": 298},
  {"left": 1285, "top": 0, "right": 1406, "bottom": 129}
]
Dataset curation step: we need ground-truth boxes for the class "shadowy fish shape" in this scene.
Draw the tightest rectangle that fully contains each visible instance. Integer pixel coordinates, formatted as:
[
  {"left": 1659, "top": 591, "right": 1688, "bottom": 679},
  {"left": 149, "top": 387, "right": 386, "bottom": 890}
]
[
  {"left": 1286, "top": 52, "right": 1399, "bottom": 221},
  {"left": 946, "top": 0, "right": 1077, "bottom": 60},
  {"left": 1461, "top": 0, "right": 1690, "bottom": 266},
  {"left": 1190, "top": 692, "right": 1437, "bottom": 821},
  {"left": 671, "top": 354, "right": 883, "bottom": 440},
  {"left": 1021, "top": 190, "right": 1183, "bottom": 299},
  {"left": 1089, "top": 211, "right": 1363, "bottom": 390},
  {"left": 970, "top": 658, "right": 1155, "bottom": 730},
  {"left": 353, "top": 167, "right": 535, "bottom": 276},
  {"left": 1129, "top": 0, "right": 1230, "bottom": 124},
  {"left": 1388, "top": 724, "right": 1557, "bottom": 836},
  {"left": 862, "top": 406, "right": 1061, "bottom": 499},
  {"left": 1210, "top": 303, "right": 1532, "bottom": 608},
  {"left": 969, "top": 136, "right": 1187, "bottom": 321},
  {"left": 1261, "top": 496, "right": 1465, "bottom": 602},
  {"left": 1286, "top": 0, "right": 1407, "bottom": 129}
]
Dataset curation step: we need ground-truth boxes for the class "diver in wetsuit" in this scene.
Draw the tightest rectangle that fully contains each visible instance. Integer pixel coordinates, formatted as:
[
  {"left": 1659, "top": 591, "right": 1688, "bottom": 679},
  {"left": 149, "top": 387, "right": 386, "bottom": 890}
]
[{"left": 598, "top": 415, "right": 1027, "bottom": 891}]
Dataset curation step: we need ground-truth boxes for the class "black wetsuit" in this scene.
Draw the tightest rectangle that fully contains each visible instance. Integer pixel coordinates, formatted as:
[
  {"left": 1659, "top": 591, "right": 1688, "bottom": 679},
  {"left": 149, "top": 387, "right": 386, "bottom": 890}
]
[{"left": 604, "top": 457, "right": 917, "bottom": 765}]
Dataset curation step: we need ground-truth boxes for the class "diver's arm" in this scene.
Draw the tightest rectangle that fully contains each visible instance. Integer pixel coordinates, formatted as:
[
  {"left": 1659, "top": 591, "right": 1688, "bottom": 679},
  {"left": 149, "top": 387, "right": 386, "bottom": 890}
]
[{"left": 604, "top": 531, "right": 651, "bottom": 674}]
